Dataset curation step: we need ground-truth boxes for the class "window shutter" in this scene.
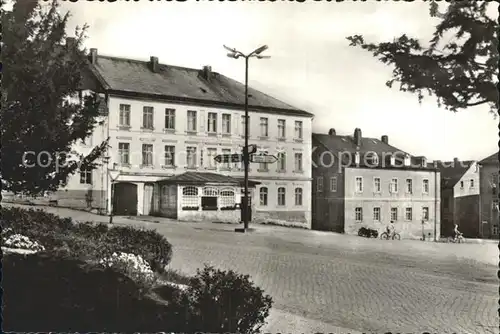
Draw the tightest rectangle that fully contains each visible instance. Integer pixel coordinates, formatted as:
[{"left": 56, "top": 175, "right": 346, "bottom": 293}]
[{"left": 199, "top": 110, "right": 205, "bottom": 133}]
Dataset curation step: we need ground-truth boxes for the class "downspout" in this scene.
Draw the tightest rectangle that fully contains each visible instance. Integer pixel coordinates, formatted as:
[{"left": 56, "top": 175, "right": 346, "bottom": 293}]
[
  {"left": 105, "top": 93, "right": 110, "bottom": 215},
  {"left": 434, "top": 168, "right": 438, "bottom": 241},
  {"left": 478, "top": 164, "right": 482, "bottom": 237}
]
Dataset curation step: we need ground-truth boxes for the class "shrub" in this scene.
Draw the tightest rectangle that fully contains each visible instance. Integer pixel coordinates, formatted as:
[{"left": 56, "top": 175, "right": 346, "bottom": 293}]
[
  {"left": 99, "top": 252, "right": 158, "bottom": 290},
  {"left": 182, "top": 265, "right": 273, "bottom": 334},
  {"left": 1, "top": 207, "right": 173, "bottom": 272},
  {"left": 3, "top": 234, "right": 45, "bottom": 252}
]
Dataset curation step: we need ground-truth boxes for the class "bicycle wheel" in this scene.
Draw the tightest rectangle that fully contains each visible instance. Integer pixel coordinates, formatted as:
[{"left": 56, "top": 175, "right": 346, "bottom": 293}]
[
  {"left": 447, "top": 236, "right": 454, "bottom": 243},
  {"left": 392, "top": 233, "right": 401, "bottom": 240},
  {"left": 380, "top": 232, "right": 389, "bottom": 240}
]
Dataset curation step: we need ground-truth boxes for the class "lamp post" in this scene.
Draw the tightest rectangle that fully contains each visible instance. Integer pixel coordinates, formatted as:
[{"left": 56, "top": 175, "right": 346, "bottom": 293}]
[
  {"left": 108, "top": 168, "right": 120, "bottom": 225},
  {"left": 223, "top": 44, "right": 270, "bottom": 230}
]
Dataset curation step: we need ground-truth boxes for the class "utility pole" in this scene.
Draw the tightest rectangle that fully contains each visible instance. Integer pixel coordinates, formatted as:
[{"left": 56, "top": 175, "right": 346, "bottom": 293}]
[{"left": 223, "top": 44, "right": 270, "bottom": 231}]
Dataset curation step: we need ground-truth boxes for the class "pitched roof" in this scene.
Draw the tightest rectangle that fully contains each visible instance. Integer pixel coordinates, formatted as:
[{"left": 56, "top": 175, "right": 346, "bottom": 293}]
[
  {"left": 159, "top": 172, "right": 260, "bottom": 186},
  {"left": 432, "top": 160, "right": 475, "bottom": 189},
  {"left": 479, "top": 152, "right": 498, "bottom": 165},
  {"left": 89, "top": 54, "right": 312, "bottom": 117},
  {"left": 312, "top": 133, "right": 433, "bottom": 170}
]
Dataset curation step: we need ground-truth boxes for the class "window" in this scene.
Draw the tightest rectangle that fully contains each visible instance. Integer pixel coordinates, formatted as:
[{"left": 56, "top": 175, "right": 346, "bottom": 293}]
[
  {"left": 460, "top": 180, "right": 464, "bottom": 189},
  {"left": 118, "top": 143, "right": 130, "bottom": 164},
  {"left": 422, "top": 179, "right": 429, "bottom": 194},
  {"left": 277, "top": 187, "right": 286, "bottom": 206},
  {"left": 470, "top": 179, "right": 475, "bottom": 189},
  {"left": 317, "top": 177, "right": 323, "bottom": 192},
  {"left": 164, "top": 145, "right": 175, "bottom": 166},
  {"left": 370, "top": 153, "right": 379, "bottom": 165},
  {"left": 259, "top": 187, "right": 268, "bottom": 206},
  {"left": 260, "top": 117, "right": 268, "bottom": 137},
  {"left": 406, "top": 179, "right": 413, "bottom": 194},
  {"left": 422, "top": 207, "right": 429, "bottom": 221},
  {"left": 201, "top": 187, "right": 218, "bottom": 210},
  {"left": 295, "top": 188, "right": 303, "bottom": 206},
  {"left": 187, "top": 110, "right": 197, "bottom": 132},
  {"left": 355, "top": 207, "right": 363, "bottom": 222},
  {"left": 119, "top": 104, "right": 131, "bottom": 127},
  {"left": 405, "top": 207, "right": 413, "bottom": 221},
  {"left": 186, "top": 146, "right": 197, "bottom": 168},
  {"left": 207, "top": 112, "right": 217, "bottom": 133},
  {"left": 220, "top": 188, "right": 236, "bottom": 208},
  {"left": 390, "top": 178, "right": 398, "bottom": 193},
  {"left": 294, "top": 121, "right": 303, "bottom": 139},
  {"left": 222, "top": 114, "right": 231, "bottom": 134},
  {"left": 142, "top": 144, "right": 153, "bottom": 166},
  {"left": 258, "top": 150, "right": 268, "bottom": 171},
  {"left": 182, "top": 186, "right": 198, "bottom": 208},
  {"left": 79, "top": 167, "right": 92, "bottom": 184},
  {"left": 240, "top": 115, "right": 246, "bottom": 137},
  {"left": 355, "top": 177, "right": 363, "bottom": 193},
  {"left": 492, "top": 199, "right": 499, "bottom": 211},
  {"left": 165, "top": 108, "right": 175, "bottom": 130},
  {"left": 142, "top": 106, "right": 154, "bottom": 129},
  {"left": 206, "top": 148, "right": 217, "bottom": 168},
  {"left": 221, "top": 148, "right": 231, "bottom": 169},
  {"left": 278, "top": 119, "right": 286, "bottom": 138},
  {"left": 277, "top": 152, "right": 286, "bottom": 171},
  {"left": 373, "top": 207, "right": 381, "bottom": 222},
  {"left": 373, "top": 177, "right": 381, "bottom": 193},
  {"left": 294, "top": 153, "right": 303, "bottom": 172},
  {"left": 330, "top": 176, "right": 337, "bottom": 192},
  {"left": 493, "top": 225, "right": 499, "bottom": 236},
  {"left": 390, "top": 207, "right": 398, "bottom": 221}
]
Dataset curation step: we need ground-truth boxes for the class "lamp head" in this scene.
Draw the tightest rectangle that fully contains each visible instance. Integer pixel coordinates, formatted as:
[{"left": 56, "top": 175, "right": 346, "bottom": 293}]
[{"left": 253, "top": 45, "right": 268, "bottom": 55}]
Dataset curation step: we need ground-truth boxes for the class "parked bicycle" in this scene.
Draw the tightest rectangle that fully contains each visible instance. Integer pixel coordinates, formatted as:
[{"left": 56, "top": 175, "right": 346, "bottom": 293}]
[{"left": 380, "top": 231, "right": 401, "bottom": 240}]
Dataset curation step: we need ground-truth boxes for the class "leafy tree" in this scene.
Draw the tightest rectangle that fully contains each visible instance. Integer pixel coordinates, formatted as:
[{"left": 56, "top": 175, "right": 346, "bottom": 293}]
[
  {"left": 347, "top": 1, "right": 498, "bottom": 113},
  {"left": 1, "top": 0, "right": 108, "bottom": 195}
]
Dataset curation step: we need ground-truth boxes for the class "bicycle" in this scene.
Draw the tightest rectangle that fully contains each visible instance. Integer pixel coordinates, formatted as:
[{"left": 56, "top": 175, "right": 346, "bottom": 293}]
[
  {"left": 447, "top": 233, "right": 465, "bottom": 243},
  {"left": 380, "top": 231, "right": 401, "bottom": 240}
]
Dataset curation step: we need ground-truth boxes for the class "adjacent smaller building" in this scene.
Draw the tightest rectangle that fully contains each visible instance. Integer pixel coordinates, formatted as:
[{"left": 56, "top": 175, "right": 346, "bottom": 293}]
[
  {"left": 434, "top": 159, "right": 480, "bottom": 238},
  {"left": 312, "top": 128, "right": 440, "bottom": 240},
  {"left": 479, "top": 152, "right": 499, "bottom": 239}
]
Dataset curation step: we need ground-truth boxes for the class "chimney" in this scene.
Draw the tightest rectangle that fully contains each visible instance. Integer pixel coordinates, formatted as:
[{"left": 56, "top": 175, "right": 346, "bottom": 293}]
[
  {"left": 201, "top": 65, "right": 212, "bottom": 80},
  {"left": 66, "top": 37, "right": 76, "bottom": 50},
  {"left": 89, "top": 48, "right": 98, "bottom": 65},
  {"left": 381, "top": 135, "right": 388, "bottom": 144},
  {"left": 150, "top": 56, "right": 159, "bottom": 73},
  {"left": 354, "top": 128, "right": 362, "bottom": 146},
  {"left": 328, "top": 128, "right": 336, "bottom": 136}
]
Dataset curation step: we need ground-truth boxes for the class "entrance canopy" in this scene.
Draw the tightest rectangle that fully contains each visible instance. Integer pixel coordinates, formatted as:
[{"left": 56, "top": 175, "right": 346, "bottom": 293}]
[{"left": 158, "top": 172, "right": 260, "bottom": 187}]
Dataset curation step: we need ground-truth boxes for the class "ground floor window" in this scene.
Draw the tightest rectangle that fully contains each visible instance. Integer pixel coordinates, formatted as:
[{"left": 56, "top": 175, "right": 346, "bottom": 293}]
[
  {"left": 220, "top": 188, "right": 236, "bottom": 209},
  {"left": 294, "top": 188, "right": 303, "bottom": 206},
  {"left": 373, "top": 207, "right": 380, "bottom": 222},
  {"left": 201, "top": 187, "right": 218, "bottom": 210},
  {"left": 405, "top": 207, "right": 413, "bottom": 221},
  {"left": 259, "top": 187, "right": 268, "bottom": 206},
  {"left": 277, "top": 187, "right": 286, "bottom": 206},
  {"left": 422, "top": 207, "right": 429, "bottom": 221},
  {"left": 390, "top": 207, "right": 398, "bottom": 221},
  {"left": 355, "top": 207, "right": 363, "bottom": 222},
  {"left": 182, "top": 186, "right": 199, "bottom": 210}
]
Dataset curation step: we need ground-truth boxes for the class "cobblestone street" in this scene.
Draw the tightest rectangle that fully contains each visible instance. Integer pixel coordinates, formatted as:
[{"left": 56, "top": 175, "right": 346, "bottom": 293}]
[{"left": 10, "top": 205, "right": 498, "bottom": 333}]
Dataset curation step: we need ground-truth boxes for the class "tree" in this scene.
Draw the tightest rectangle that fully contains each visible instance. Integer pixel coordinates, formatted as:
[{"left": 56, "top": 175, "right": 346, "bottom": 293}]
[
  {"left": 347, "top": 1, "right": 498, "bottom": 114},
  {"left": 1, "top": 0, "right": 108, "bottom": 195}
]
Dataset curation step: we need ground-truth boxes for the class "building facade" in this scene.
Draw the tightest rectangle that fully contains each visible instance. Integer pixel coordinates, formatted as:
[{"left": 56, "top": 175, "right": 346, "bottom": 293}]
[
  {"left": 312, "top": 128, "right": 440, "bottom": 240},
  {"left": 479, "top": 152, "right": 499, "bottom": 239},
  {"left": 436, "top": 160, "right": 480, "bottom": 238},
  {"left": 54, "top": 48, "right": 314, "bottom": 227}
]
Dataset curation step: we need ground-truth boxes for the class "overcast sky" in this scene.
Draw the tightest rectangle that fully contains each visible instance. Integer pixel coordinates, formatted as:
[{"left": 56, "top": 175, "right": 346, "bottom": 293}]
[{"left": 60, "top": 1, "right": 498, "bottom": 161}]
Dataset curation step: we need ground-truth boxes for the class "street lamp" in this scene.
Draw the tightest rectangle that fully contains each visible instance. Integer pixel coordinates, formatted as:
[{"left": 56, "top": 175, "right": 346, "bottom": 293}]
[{"left": 223, "top": 44, "right": 270, "bottom": 231}]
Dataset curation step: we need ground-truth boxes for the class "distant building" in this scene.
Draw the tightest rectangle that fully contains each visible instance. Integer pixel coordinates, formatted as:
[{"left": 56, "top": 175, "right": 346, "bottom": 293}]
[
  {"left": 311, "top": 128, "right": 440, "bottom": 240},
  {"left": 434, "top": 159, "right": 480, "bottom": 238},
  {"left": 52, "top": 47, "right": 314, "bottom": 226},
  {"left": 478, "top": 152, "right": 499, "bottom": 239}
]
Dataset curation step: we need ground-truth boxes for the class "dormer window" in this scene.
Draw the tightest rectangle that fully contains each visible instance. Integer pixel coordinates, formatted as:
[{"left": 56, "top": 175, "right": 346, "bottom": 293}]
[
  {"left": 354, "top": 152, "right": 360, "bottom": 165},
  {"left": 421, "top": 157, "right": 427, "bottom": 167},
  {"left": 390, "top": 155, "right": 396, "bottom": 166},
  {"left": 404, "top": 154, "right": 411, "bottom": 166},
  {"left": 367, "top": 152, "right": 379, "bottom": 165}
]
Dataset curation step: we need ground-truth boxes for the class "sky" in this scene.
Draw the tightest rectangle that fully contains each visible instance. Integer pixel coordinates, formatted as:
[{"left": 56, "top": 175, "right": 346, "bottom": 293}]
[{"left": 59, "top": 0, "right": 498, "bottom": 162}]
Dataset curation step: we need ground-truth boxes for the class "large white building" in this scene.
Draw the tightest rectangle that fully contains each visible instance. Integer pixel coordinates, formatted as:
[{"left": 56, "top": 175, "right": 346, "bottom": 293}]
[{"left": 56, "top": 48, "right": 314, "bottom": 227}]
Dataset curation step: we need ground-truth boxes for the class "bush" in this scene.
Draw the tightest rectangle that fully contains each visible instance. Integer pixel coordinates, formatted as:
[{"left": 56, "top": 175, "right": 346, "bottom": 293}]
[
  {"left": 1, "top": 207, "right": 173, "bottom": 272},
  {"left": 182, "top": 265, "right": 273, "bottom": 334}
]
